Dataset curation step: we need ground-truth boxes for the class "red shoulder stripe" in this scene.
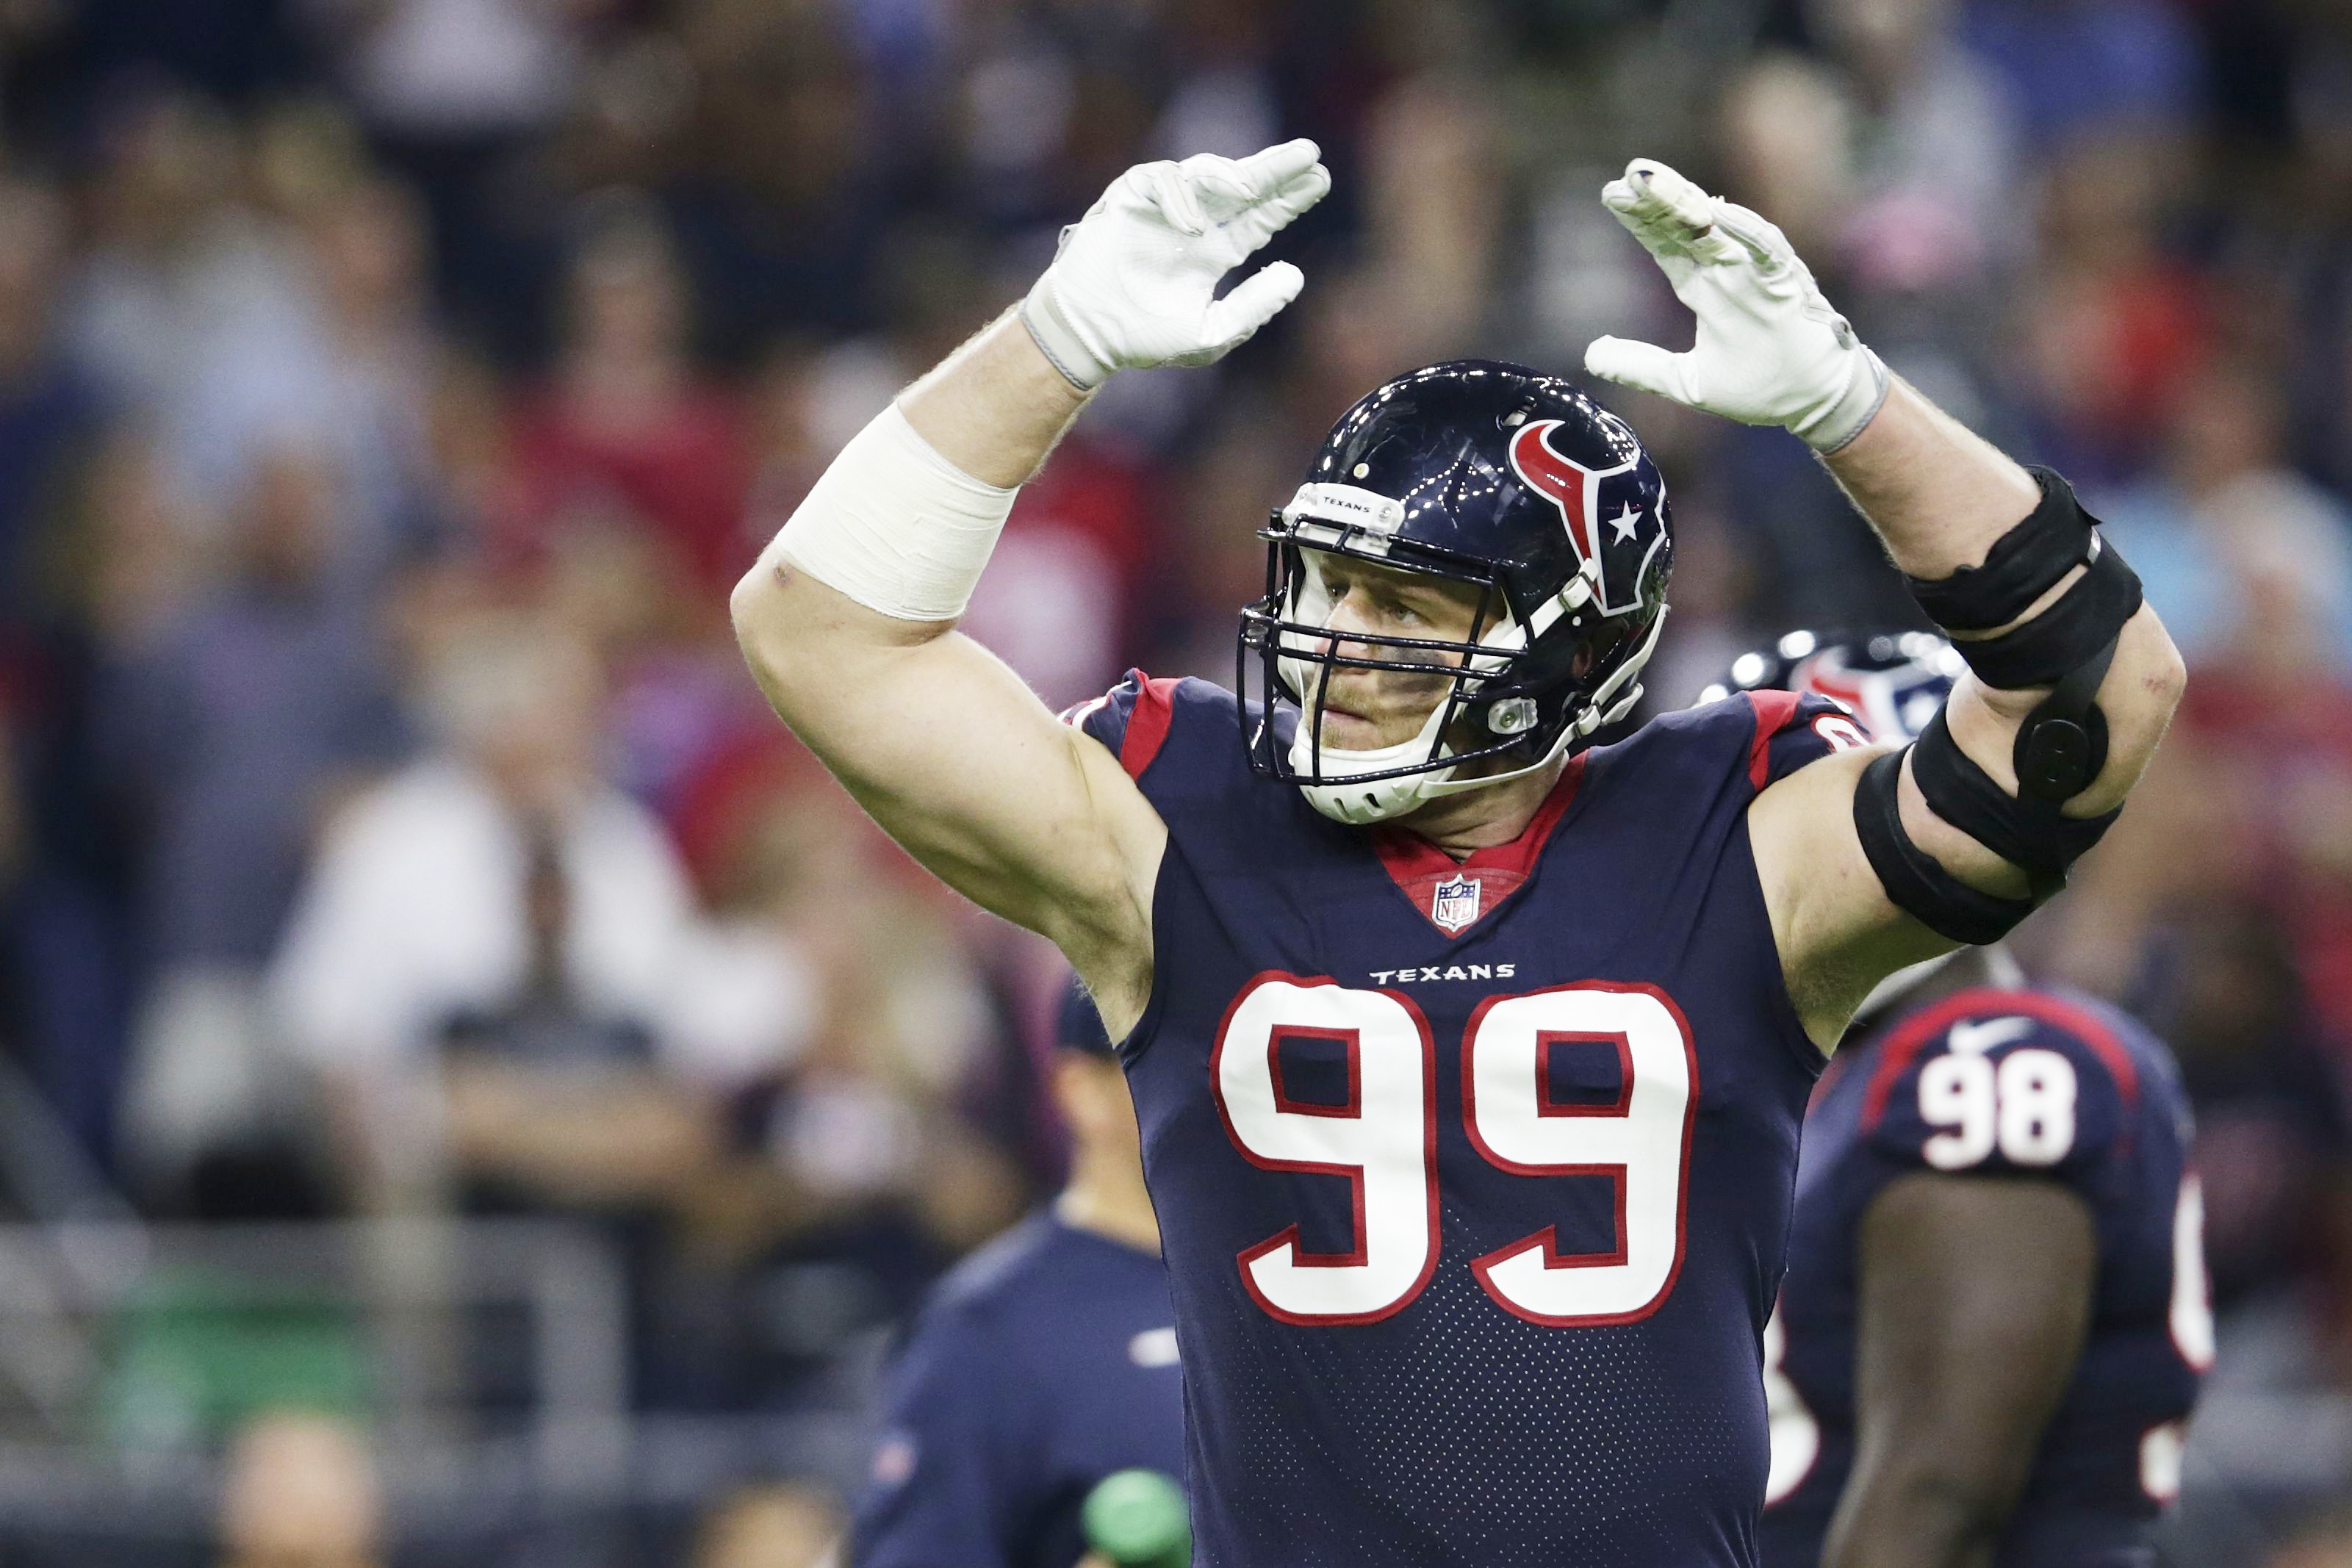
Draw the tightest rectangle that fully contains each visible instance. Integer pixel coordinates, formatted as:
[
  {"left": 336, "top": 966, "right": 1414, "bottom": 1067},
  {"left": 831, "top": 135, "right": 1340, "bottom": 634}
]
[
  {"left": 1860, "top": 986, "right": 2140, "bottom": 1130},
  {"left": 1120, "top": 677, "right": 1183, "bottom": 780},
  {"left": 1744, "top": 688, "right": 1805, "bottom": 791}
]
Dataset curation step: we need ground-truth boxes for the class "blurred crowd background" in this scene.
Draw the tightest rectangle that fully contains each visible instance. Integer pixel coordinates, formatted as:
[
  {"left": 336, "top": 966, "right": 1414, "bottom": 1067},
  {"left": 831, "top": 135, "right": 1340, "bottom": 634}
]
[{"left": 0, "top": 0, "right": 2349, "bottom": 1562}]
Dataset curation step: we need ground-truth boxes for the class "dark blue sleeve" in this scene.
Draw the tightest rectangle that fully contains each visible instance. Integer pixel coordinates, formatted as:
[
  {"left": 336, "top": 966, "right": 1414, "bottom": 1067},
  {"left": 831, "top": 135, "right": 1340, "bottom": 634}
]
[
  {"left": 1745, "top": 690, "right": 1871, "bottom": 792},
  {"left": 1061, "top": 668, "right": 1182, "bottom": 781},
  {"left": 850, "top": 1308, "right": 1032, "bottom": 1568},
  {"left": 1855, "top": 990, "right": 2137, "bottom": 1191}
]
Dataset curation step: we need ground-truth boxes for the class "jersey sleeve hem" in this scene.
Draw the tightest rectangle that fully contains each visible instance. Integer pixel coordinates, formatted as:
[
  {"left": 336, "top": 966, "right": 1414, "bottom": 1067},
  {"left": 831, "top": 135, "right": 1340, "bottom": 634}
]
[
  {"left": 1746, "top": 689, "right": 1804, "bottom": 791},
  {"left": 1062, "top": 669, "right": 1182, "bottom": 781},
  {"left": 1121, "top": 677, "right": 1181, "bottom": 779},
  {"left": 1746, "top": 688, "right": 1868, "bottom": 792}
]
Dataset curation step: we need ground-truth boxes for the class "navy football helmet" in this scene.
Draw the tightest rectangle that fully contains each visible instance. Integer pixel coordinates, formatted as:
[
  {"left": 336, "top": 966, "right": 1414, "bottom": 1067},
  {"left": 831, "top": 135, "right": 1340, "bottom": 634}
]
[
  {"left": 1697, "top": 627, "right": 1965, "bottom": 745},
  {"left": 1237, "top": 360, "right": 1673, "bottom": 824}
]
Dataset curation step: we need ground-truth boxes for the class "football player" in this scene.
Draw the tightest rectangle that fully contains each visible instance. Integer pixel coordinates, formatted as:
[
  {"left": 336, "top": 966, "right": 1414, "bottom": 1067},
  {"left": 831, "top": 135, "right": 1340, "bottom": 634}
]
[
  {"left": 852, "top": 979, "right": 1182, "bottom": 1568},
  {"left": 731, "top": 142, "right": 2188, "bottom": 1564},
  {"left": 1707, "top": 633, "right": 2210, "bottom": 1568}
]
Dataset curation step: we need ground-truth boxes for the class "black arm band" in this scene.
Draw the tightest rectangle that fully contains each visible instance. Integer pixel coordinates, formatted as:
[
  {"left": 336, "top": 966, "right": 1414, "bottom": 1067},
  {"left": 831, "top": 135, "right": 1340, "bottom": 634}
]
[
  {"left": 1910, "top": 710, "right": 2121, "bottom": 899},
  {"left": 1944, "top": 537, "right": 2142, "bottom": 691},
  {"left": 1852, "top": 750, "right": 2036, "bottom": 946},
  {"left": 1903, "top": 464, "right": 2143, "bottom": 691},
  {"left": 1905, "top": 467, "right": 2098, "bottom": 632}
]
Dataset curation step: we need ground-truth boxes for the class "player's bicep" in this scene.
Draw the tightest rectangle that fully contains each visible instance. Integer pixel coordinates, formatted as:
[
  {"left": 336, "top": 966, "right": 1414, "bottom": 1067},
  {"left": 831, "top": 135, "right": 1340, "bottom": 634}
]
[
  {"left": 816, "top": 637, "right": 1155, "bottom": 929},
  {"left": 1834, "top": 1173, "right": 2095, "bottom": 1556},
  {"left": 733, "top": 564, "right": 1163, "bottom": 955}
]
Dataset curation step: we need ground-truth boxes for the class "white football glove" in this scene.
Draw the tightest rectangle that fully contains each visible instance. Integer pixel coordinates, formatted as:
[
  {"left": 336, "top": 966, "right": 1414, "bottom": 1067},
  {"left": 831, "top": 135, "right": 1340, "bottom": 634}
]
[
  {"left": 1584, "top": 159, "right": 1888, "bottom": 452},
  {"left": 1021, "top": 139, "right": 1332, "bottom": 390}
]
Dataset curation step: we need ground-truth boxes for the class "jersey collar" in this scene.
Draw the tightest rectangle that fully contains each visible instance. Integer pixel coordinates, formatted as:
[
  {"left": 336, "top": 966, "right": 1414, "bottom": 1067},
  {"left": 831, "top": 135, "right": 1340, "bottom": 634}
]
[{"left": 1369, "top": 755, "right": 1588, "bottom": 938}]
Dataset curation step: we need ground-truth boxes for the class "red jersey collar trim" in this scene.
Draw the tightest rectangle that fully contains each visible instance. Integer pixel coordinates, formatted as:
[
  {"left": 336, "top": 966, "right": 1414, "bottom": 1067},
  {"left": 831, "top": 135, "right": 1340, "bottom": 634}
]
[{"left": 1369, "top": 755, "right": 1589, "bottom": 935}]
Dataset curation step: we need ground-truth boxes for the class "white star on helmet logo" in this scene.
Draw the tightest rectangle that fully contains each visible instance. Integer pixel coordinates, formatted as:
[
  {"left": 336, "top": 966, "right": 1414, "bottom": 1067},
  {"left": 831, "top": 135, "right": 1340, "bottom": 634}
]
[{"left": 1608, "top": 503, "right": 1644, "bottom": 543}]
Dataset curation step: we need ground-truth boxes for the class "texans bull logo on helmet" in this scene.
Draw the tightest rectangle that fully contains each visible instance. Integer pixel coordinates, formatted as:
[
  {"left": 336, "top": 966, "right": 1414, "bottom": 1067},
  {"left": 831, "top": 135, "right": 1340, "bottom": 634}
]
[{"left": 1506, "top": 417, "right": 1667, "bottom": 619}]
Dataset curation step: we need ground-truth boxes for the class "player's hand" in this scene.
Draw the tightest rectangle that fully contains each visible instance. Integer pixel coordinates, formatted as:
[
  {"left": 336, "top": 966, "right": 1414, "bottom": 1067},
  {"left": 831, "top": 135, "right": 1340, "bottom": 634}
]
[
  {"left": 1021, "top": 139, "right": 1332, "bottom": 389},
  {"left": 1584, "top": 159, "right": 1888, "bottom": 451}
]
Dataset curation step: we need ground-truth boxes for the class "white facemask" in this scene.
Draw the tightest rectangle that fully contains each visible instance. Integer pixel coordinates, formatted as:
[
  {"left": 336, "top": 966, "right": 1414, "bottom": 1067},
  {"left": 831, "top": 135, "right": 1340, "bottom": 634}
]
[{"left": 1279, "top": 546, "right": 1666, "bottom": 827}]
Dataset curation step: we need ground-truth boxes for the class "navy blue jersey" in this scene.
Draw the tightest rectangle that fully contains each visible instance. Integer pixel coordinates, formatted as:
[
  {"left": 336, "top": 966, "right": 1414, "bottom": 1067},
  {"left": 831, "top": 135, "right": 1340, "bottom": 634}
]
[
  {"left": 1758, "top": 987, "right": 2211, "bottom": 1568},
  {"left": 852, "top": 1212, "right": 1184, "bottom": 1568},
  {"left": 1066, "top": 671, "right": 1855, "bottom": 1567}
]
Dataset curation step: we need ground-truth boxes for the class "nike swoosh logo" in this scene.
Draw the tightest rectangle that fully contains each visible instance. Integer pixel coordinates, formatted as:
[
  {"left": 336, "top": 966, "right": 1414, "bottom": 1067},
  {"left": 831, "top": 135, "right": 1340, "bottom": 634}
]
[{"left": 1948, "top": 1016, "right": 2032, "bottom": 1055}]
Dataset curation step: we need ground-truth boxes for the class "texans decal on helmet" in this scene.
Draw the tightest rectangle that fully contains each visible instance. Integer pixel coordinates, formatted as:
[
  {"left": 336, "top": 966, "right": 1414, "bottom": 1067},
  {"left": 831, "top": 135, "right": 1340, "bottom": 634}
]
[{"left": 1505, "top": 418, "right": 1666, "bottom": 617}]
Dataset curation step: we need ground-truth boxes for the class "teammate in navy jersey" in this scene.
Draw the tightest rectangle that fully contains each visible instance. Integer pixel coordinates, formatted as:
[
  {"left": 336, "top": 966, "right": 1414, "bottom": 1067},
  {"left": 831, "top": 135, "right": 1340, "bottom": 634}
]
[
  {"left": 1702, "top": 634, "right": 2210, "bottom": 1568},
  {"left": 853, "top": 979, "right": 1183, "bottom": 1568},
  {"left": 733, "top": 140, "right": 2187, "bottom": 1566}
]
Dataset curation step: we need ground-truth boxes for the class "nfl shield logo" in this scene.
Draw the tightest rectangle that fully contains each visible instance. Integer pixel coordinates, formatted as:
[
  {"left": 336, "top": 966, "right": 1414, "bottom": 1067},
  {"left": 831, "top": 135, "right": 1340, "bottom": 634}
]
[{"left": 1431, "top": 874, "right": 1482, "bottom": 933}]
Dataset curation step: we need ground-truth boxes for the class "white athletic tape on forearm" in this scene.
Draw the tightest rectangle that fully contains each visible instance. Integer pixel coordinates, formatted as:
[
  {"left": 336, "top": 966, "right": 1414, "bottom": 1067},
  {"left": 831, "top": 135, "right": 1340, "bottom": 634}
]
[{"left": 767, "top": 403, "right": 1019, "bottom": 621}]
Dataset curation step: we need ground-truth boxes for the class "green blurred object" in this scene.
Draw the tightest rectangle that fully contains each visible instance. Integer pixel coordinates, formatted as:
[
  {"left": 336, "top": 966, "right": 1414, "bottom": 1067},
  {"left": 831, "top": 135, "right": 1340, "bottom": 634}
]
[
  {"left": 98, "top": 1268, "right": 372, "bottom": 1447},
  {"left": 1082, "top": 1467, "right": 1191, "bottom": 1568}
]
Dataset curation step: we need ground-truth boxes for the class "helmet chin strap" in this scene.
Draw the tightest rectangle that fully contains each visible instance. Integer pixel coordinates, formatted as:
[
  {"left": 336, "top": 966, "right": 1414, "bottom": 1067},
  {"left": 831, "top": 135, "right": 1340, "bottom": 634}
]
[{"left": 1292, "top": 608, "right": 1669, "bottom": 827}]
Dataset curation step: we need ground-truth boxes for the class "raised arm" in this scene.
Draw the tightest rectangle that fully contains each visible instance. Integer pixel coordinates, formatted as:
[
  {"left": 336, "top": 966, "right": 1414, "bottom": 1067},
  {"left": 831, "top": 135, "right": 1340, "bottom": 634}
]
[
  {"left": 730, "top": 143, "right": 1329, "bottom": 1028},
  {"left": 733, "top": 323, "right": 1148, "bottom": 982},
  {"left": 1586, "top": 161, "right": 2185, "bottom": 1045}
]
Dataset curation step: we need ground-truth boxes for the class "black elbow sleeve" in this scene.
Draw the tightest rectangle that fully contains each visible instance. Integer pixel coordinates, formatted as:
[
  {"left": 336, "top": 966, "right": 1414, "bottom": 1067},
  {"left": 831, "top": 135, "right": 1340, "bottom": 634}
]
[
  {"left": 1852, "top": 751, "right": 2038, "bottom": 945},
  {"left": 1902, "top": 467, "right": 2142, "bottom": 810}
]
